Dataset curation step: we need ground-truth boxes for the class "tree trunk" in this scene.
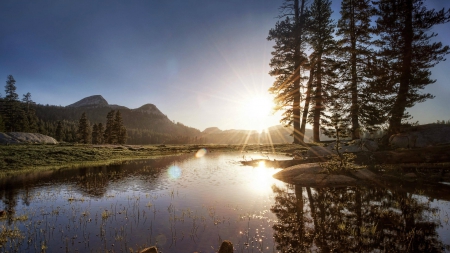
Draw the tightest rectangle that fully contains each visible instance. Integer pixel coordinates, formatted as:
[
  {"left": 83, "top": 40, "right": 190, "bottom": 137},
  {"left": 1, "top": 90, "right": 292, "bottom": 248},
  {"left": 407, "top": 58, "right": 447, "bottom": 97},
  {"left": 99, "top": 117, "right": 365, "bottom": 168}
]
[
  {"left": 387, "top": 0, "right": 413, "bottom": 138},
  {"left": 300, "top": 65, "right": 315, "bottom": 143},
  {"left": 350, "top": 0, "right": 360, "bottom": 140},
  {"left": 293, "top": 0, "right": 307, "bottom": 144},
  {"left": 313, "top": 57, "right": 322, "bottom": 142}
]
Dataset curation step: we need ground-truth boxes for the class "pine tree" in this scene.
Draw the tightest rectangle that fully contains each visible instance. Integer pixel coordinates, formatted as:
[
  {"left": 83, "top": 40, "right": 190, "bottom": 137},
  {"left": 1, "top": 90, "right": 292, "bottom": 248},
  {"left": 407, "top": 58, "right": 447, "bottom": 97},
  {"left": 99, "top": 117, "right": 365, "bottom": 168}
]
[
  {"left": 97, "top": 123, "right": 104, "bottom": 144},
  {"left": 22, "top": 92, "right": 38, "bottom": 132},
  {"left": 55, "top": 121, "right": 63, "bottom": 141},
  {"left": 77, "top": 112, "right": 91, "bottom": 144},
  {"left": 92, "top": 123, "right": 99, "bottom": 144},
  {"left": 336, "top": 0, "right": 377, "bottom": 139},
  {"left": 373, "top": 0, "right": 450, "bottom": 139},
  {"left": 104, "top": 110, "right": 115, "bottom": 144},
  {"left": 3, "top": 75, "right": 21, "bottom": 132},
  {"left": 305, "top": 0, "right": 337, "bottom": 142},
  {"left": 114, "top": 110, "right": 127, "bottom": 144},
  {"left": 268, "top": 0, "right": 309, "bottom": 144}
]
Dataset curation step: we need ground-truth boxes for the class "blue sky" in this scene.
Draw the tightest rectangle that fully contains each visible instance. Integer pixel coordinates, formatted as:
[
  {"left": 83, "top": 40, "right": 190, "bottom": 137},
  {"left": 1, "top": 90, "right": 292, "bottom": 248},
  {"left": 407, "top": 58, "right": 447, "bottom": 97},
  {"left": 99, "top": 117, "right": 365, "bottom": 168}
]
[{"left": 1, "top": 0, "right": 449, "bottom": 131}]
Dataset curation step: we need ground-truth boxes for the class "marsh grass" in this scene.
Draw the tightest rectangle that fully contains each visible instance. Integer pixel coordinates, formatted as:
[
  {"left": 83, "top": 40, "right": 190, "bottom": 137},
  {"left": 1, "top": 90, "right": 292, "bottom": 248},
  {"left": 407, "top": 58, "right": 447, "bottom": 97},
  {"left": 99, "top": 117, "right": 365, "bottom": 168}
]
[{"left": 0, "top": 143, "right": 300, "bottom": 177}]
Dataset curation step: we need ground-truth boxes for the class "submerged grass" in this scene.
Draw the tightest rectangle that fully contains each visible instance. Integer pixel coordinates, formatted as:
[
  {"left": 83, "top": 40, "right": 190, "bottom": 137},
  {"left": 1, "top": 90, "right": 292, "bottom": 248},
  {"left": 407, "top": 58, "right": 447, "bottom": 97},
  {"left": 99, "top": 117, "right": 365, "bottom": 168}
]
[{"left": 0, "top": 143, "right": 302, "bottom": 177}]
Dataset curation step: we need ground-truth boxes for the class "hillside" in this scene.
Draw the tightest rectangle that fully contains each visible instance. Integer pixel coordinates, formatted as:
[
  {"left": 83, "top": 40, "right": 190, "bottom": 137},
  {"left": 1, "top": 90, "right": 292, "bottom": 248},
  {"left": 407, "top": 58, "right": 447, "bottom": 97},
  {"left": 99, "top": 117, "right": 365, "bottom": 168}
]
[{"left": 34, "top": 95, "right": 203, "bottom": 144}]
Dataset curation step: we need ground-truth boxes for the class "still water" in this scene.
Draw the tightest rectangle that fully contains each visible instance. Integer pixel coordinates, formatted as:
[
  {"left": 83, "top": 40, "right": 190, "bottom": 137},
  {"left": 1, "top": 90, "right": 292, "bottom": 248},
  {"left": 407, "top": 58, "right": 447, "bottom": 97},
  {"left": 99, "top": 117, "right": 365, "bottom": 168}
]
[{"left": 0, "top": 151, "right": 449, "bottom": 252}]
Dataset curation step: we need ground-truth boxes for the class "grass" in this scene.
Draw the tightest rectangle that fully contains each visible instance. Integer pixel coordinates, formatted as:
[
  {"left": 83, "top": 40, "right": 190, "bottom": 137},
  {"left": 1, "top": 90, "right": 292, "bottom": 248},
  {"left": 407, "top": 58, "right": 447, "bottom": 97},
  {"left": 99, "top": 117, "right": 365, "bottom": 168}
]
[{"left": 0, "top": 143, "right": 303, "bottom": 177}]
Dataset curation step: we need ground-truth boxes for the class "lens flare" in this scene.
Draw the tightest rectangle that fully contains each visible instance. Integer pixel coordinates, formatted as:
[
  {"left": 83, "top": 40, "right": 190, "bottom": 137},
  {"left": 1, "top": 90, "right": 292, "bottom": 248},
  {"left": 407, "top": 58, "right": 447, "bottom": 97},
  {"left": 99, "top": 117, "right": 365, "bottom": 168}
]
[
  {"left": 195, "top": 148, "right": 207, "bottom": 158},
  {"left": 168, "top": 165, "right": 182, "bottom": 179}
]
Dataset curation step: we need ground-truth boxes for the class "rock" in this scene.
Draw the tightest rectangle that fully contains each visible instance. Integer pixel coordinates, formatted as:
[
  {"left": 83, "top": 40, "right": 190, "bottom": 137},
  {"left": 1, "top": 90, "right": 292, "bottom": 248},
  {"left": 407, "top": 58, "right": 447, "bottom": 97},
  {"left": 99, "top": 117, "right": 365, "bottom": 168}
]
[
  {"left": 292, "top": 174, "right": 357, "bottom": 187},
  {"left": 139, "top": 246, "right": 158, "bottom": 253},
  {"left": 218, "top": 240, "right": 233, "bottom": 253},
  {"left": 0, "top": 132, "right": 57, "bottom": 144},
  {"left": 389, "top": 124, "right": 450, "bottom": 148},
  {"left": 351, "top": 169, "right": 378, "bottom": 182},
  {"left": 272, "top": 163, "right": 324, "bottom": 180},
  {"left": 292, "top": 174, "right": 328, "bottom": 185},
  {"left": 307, "top": 139, "right": 378, "bottom": 157}
]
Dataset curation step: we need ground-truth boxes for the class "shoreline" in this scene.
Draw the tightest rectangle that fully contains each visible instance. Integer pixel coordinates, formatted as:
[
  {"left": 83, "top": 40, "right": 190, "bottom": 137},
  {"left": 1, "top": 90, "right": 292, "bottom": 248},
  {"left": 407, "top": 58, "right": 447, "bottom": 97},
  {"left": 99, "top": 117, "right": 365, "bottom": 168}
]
[{"left": 0, "top": 143, "right": 304, "bottom": 177}]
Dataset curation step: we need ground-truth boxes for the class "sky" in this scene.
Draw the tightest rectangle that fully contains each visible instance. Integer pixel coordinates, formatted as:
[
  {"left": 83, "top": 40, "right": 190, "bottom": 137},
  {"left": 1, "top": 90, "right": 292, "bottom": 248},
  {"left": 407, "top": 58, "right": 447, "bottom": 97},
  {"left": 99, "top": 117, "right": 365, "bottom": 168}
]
[{"left": 1, "top": 0, "right": 449, "bottom": 132}]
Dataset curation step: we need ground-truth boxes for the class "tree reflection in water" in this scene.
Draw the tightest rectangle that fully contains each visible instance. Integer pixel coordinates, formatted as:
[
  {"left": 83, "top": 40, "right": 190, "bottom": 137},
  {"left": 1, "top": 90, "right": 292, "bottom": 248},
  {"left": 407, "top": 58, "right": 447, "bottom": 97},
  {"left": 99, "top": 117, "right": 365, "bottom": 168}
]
[{"left": 271, "top": 184, "right": 448, "bottom": 252}]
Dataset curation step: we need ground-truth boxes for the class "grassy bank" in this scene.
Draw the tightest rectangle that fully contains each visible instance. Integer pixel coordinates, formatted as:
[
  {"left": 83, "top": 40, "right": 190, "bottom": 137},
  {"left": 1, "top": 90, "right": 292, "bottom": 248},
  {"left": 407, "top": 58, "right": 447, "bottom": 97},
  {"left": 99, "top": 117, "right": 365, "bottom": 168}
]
[{"left": 0, "top": 143, "right": 307, "bottom": 176}]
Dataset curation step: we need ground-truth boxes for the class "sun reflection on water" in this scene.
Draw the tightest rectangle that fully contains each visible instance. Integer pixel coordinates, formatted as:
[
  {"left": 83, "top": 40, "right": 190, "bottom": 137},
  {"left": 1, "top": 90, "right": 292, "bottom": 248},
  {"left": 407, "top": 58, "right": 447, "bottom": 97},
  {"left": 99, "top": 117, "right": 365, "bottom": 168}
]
[{"left": 248, "top": 160, "right": 281, "bottom": 193}]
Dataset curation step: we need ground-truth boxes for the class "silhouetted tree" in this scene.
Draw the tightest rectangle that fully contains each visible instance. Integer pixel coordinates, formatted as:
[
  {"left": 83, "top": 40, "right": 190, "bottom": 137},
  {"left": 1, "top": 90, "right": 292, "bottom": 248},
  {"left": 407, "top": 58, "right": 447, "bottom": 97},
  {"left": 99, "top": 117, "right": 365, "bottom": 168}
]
[
  {"left": 268, "top": 0, "right": 309, "bottom": 144},
  {"left": 373, "top": 0, "right": 450, "bottom": 140},
  {"left": 336, "top": 0, "right": 377, "bottom": 139},
  {"left": 305, "top": 0, "right": 337, "bottom": 142}
]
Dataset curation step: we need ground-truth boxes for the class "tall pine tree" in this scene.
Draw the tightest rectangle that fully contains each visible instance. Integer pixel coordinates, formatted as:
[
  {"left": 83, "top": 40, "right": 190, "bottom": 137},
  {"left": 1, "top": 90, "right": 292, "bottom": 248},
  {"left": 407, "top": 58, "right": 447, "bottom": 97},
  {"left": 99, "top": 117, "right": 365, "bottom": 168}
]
[
  {"left": 268, "top": 0, "right": 309, "bottom": 144},
  {"left": 374, "top": 0, "right": 450, "bottom": 139},
  {"left": 336, "top": 0, "right": 377, "bottom": 139},
  {"left": 306, "top": 0, "right": 337, "bottom": 142}
]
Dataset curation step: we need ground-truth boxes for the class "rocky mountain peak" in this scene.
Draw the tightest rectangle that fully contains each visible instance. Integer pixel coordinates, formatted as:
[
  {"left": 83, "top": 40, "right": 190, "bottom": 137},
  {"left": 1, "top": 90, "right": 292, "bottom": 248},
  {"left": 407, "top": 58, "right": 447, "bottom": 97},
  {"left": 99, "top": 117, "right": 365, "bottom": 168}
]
[
  {"left": 134, "top": 103, "right": 164, "bottom": 116},
  {"left": 67, "top": 95, "right": 109, "bottom": 108}
]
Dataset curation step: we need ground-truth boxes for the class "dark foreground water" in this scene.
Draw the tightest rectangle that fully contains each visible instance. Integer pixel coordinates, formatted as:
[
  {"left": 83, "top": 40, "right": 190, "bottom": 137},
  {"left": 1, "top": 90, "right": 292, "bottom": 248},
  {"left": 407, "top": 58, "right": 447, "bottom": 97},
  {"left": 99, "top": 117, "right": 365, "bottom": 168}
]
[{"left": 0, "top": 151, "right": 449, "bottom": 252}]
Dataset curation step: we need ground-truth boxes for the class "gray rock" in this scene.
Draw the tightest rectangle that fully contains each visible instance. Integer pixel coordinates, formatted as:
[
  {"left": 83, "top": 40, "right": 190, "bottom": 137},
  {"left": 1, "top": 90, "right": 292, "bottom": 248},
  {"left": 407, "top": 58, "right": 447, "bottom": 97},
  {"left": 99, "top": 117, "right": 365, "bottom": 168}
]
[
  {"left": 0, "top": 132, "right": 57, "bottom": 144},
  {"left": 272, "top": 163, "right": 324, "bottom": 180},
  {"left": 389, "top": 124, "right": 450, "bottom": 148},
  {"left": 307, "top": 139, "right": 378, "bottom": 157}
]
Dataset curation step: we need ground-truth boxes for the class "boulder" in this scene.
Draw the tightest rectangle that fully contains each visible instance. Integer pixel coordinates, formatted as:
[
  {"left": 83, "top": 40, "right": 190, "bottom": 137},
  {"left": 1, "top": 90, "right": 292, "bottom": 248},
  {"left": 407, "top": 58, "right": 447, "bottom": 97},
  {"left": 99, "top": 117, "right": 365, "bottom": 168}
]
[
  {"left": 0, "top": 132, "right": 57, "bottom": 144},
  {"left": 389, "top": 124, "right": 450, "bottom": 148},
  {"left": 307, "top": 139, "right": 378, "bottom": 157},
  {"left": 272, "top": 163, "right": 324, "bottom": 180}
]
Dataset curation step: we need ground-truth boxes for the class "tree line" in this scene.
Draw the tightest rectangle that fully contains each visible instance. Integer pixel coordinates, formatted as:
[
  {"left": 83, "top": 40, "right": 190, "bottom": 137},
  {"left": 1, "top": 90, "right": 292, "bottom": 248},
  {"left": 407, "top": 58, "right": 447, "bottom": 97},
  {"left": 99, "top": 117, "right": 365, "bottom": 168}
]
[
  {"left": 75, "top": 110, "right": 127, "bottom": 144},
  {"left": 268, "top": 0, "right": 450, "bottom": 144},
  {"left": 0, "top": 75, "right": 208, "bottom": 144}
]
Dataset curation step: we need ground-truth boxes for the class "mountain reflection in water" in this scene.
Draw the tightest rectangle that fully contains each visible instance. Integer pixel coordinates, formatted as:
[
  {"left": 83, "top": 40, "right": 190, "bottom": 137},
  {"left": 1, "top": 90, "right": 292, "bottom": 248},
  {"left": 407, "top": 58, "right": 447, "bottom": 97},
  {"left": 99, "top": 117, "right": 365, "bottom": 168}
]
[{"left": 0, "top": 152, "right": 448, "bottom": 252}]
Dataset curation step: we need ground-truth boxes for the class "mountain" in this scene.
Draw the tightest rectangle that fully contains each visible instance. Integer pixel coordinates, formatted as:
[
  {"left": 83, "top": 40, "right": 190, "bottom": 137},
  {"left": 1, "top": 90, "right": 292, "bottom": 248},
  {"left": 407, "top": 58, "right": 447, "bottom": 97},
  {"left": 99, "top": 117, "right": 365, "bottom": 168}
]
[
  {"left": 67, "top": 95, "right": 109, "bottom": 108},
  {"left": 34, "top": 95, "right": 203, "bottom": 144}
]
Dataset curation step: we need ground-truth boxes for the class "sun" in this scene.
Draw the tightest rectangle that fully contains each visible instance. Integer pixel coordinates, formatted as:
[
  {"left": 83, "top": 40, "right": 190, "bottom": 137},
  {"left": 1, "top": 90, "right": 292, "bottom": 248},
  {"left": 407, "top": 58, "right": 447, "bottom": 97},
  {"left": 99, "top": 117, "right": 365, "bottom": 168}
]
[{"left": 241, "top": 94, "right": 275, "bottom": 132}]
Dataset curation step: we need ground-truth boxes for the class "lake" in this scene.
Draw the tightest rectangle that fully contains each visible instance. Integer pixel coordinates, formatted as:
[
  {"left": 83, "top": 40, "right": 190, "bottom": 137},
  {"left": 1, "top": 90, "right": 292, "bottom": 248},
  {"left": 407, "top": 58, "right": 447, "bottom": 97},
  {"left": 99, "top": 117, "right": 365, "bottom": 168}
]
[{"left": 0, "top": 151, "right": 449, "bottom": 252}]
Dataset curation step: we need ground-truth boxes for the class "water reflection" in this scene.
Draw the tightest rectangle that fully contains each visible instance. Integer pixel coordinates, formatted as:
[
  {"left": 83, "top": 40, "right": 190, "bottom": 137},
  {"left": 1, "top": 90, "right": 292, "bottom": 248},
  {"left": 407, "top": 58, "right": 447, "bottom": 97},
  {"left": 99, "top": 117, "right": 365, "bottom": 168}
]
[
  {"left": 0, "top": 152, "right": 449, "bottom": 252},
  {"left": 271, "top": 184, "right": 449, "bottom": 252}
]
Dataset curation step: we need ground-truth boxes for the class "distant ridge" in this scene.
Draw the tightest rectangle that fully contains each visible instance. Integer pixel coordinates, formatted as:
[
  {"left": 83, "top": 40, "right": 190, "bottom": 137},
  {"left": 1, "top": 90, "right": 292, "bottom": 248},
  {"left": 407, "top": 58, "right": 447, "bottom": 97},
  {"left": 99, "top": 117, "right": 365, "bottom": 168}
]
[{"left": 67, "top": 95, "right": 109, "bottom": 108}]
